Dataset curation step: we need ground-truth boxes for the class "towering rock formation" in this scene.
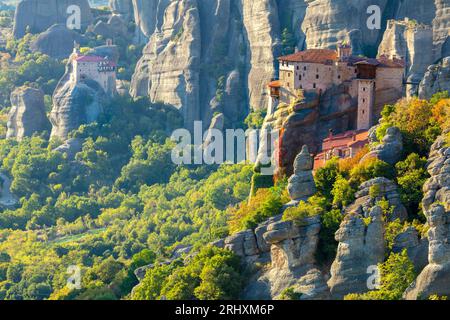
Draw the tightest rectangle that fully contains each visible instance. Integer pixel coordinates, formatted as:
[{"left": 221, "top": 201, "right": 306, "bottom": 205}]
[
  {"left": 432, "top": 0, "right": 450, "bottom": 59},
  {"left": 6, "top": 87, "right": 51, "bottom": 140},
  {"left": 301, "top": 0, "right": 391, "bottom": 56},
  {"left": 378, "top": 20, "right": 434, "bottom": 96},
  {"left": 404, "top": 131, "right": 450, "bottom": 299},
  {"left": 345, "top": 177, "right": 408, "bottom": 222},
  {"left": 418, "top": 57, "right": 450, "bottom": 100},
  {"left": 109, "top": 0, "right": 134, "bottom": 20},
  {"left": 13, "top": 0, "right": 93, "bottom": 39},
  {"left": 31, "top": 24, "right": 84, "bottom": 59},
  {"left": 362, "top": 126, "right": 403, "bottom": 166},
  {"left": 130, "top": 0, "right": 253, "bottom": 130},
  {"left": 129, "top": 0, "right": 310, "bottom": 130},
  {"left": 50, "top": 45, "right": 118, "bottom": 140},
  {"left": 287, "top": 145, "right": 316, "bottom": 204},
  {"left": 328, "top": 206, "right": 385, "bottom": 299},
  {"left": 237, "top": 215, "right": 329, "bottom": 300},
  {"left": 241, "top": 0, "right": 281, "bottom": 111}
]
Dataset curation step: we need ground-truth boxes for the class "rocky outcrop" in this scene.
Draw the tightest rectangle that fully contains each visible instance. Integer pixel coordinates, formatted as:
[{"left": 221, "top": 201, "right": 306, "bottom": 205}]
[
  {"left": 362, "top": 126, "right": 403, "bottom": 166},
  {"left": 13, "top": 0, "right": 93, "bottom": 39},
  {"left": 50, "top": 80, "right": 107, "bottom": 140},
  {"left": 50, "top": 45, "right": 118, "bottom": 139},
  {"left": 53, "top": 138, "right": 83, "bottom": 159},
  {"left": 31, "top": 24, "right": 84, "bottom": 59},
  {"left": 109, "top": 0, "right": 134, "bottom": 20},
  {"left": 404, "top": 131, "right": 450, "bottom": 299},
  {"left": 345, "top": 177, "right": 408, "bottom": 222},
  {"left": 90, "top": 14, "right": 130, "bottom": 40},
  {"left": 130, "top": 0, "right": 202, "bottom": 130},
  {"left": 6, "top": 87, "right": 51, "bottom": 140},
  {"left": 241, "top": 0, "right": 281, "bottom": 111},
  {"left": 418, "top": 57, "right": 450, "bottom": 100},
  {"left": 242, "top": 216, "right": 329, "bottom": 300},
  {"left": 301, "top": 0, "right": 390, "bottom": 55},
  {"left": 328, "top": 206, "right": 385, "bottom": 299},
  {"left": 130, "top": 0, "right": 310, "bottom": 130},
  {"left": 432, "top": 0, "right": 450, "bottom": 59},
  {"left": 393, "top": 226, "right": 429, "bottom": 272},
  {"left": 287, "top": 145, "right": 316, "bottom": 204},
  {"left": 378, "top": 20, "right": 434, "bottom": 97}
]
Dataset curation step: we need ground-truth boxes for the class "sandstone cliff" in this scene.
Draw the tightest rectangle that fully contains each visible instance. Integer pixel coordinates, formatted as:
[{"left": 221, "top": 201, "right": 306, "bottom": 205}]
[
  {"left": 328, "top": 206, "right": 385, "bottom": 299},
  {"left": 301, "top": 0, "right": 391, "bottom": 56},
  {"left": 418, "top": 57, "right": 450, "bottom": 100},
  {"left": 404, "top": 130, "right": 450, "bottom": 299},
  {"left": 50, "top": 46, "right": 118, "bottom": 140},
  {"left": 378, "top": 20, "right": 434, "bottom": 96},
  {"left": 31, "top": 24, "right": 85, "bottom": 59},
  {"left": 6, "top": 87, "right": 51, "bottom": 140},
  {"left": 13, "top": 0, "right": 93, "bottom": 39}
]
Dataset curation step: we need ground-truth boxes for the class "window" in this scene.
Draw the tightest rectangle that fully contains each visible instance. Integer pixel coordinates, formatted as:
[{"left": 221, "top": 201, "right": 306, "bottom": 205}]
[
  {"left": 363, "top": 99, "right": 366, "bottom": 103},
  {"left": 363, "top": 88, "right": 366, "bottom": 92},
  {"left": 338, "top": 75, "right": 341, "bottom": 79},
  {"left": 313, "top": 83, "right": 316, "bottom": 89},
  {"left": 304, "top": 66, "right": 307, "bottom": 71},
  {"left": 316, "top": 74, "right": 319, "bottom": 79},
  {"left": 299, "top": 75, "right": 302, "bottom": 81},
  {"left": 296, "top": 66, "right": 299, "bottom": 70}
]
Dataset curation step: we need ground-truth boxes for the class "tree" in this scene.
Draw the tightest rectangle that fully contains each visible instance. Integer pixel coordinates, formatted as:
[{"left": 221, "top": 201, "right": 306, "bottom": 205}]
[
  {"left": 345, "top": 250, "right": 416, "bottom": 300},
  {"left": 314, "top": 158, "right": 340, "bottom": 201}
]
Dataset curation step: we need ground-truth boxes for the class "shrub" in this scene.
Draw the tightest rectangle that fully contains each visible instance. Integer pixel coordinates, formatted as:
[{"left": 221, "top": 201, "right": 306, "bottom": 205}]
[
  {"left": 279, "top": 287, "right": 302, "bottom": 300},
  {"left": 282, "top": 196, "right": 324, "bottom": 226},
  {"left": 317, "top": 209, "right": 343, "bottom": 262},
  {"left": 228, "top": 187, "right": 286, "bottom": 233},
  {"left": 395, "top": 153, "right": 429, "bottom": 217},
  {"left": 314, "top": 157, "right": 340, "bottom": 201},
  {"left": 349, "top": 158, "right": 395, "bottom": 186},
  {"left": 345, "top": 250, "right": 416, "bottom": 300},
  {"left": 339, "top": 145, "right": 370, "bottom": 174},
  {"left": 331, "top": 175, "right": 355, "bottom": 208}
]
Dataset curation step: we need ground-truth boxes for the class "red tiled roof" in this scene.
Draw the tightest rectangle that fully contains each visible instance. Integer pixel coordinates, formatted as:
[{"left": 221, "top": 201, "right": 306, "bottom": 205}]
[
  {"left": 278, "top": 49, "right": 338, "bottom": 64},
  {"left": 75, "top": 54, "right": 117, "bottom": 67},
  {"left": 268, "top": 80, "right": 281, "bottom": 88},
  {"left": 75, "top": 55, "right": 105, "bottom": 62},
  {"left": 278, "top": 49, "right": 405, "bottom": 69}
]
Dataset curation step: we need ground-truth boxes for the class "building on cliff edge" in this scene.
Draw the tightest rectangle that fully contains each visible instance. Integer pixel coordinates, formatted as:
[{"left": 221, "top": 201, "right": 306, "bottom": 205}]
[
  {"left": 268, "top": 43, "right": 405, "bottom": 131},
  {"left": 313, "top": 130, "right": 369, "bottom": 170},
  {"left": 71, "top": 41, "right": 117, "bottom": 97}
]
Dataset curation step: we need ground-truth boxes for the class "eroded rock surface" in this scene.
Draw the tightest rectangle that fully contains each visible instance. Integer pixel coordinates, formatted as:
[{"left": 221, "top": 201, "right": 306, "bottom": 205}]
[
  {"left": 13, "top": 0, "right": 93, "bottom": 39},
  {"left": 345, "top": 177, "right": 408, "bottom": 222},
  {"left": 362, "top": 126, "right": 403, "bottom": 166},
  {"left": 287, "top": 145, "right": 316, "bottom": 203},
  {"left": 7, "top": 87, "right": 51, "bottom": 140},
  {"left": 31, "top": 24, "right": 84, "bottom": 59},
  {"left": 418, "top": 57, "right": 450, "bottom": 100},
  {"left": 404, "top": 131, "right": 450, "bottom": 299},
  {"left": 328, "top": 206, "right": 385, "bottom": 299}
]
